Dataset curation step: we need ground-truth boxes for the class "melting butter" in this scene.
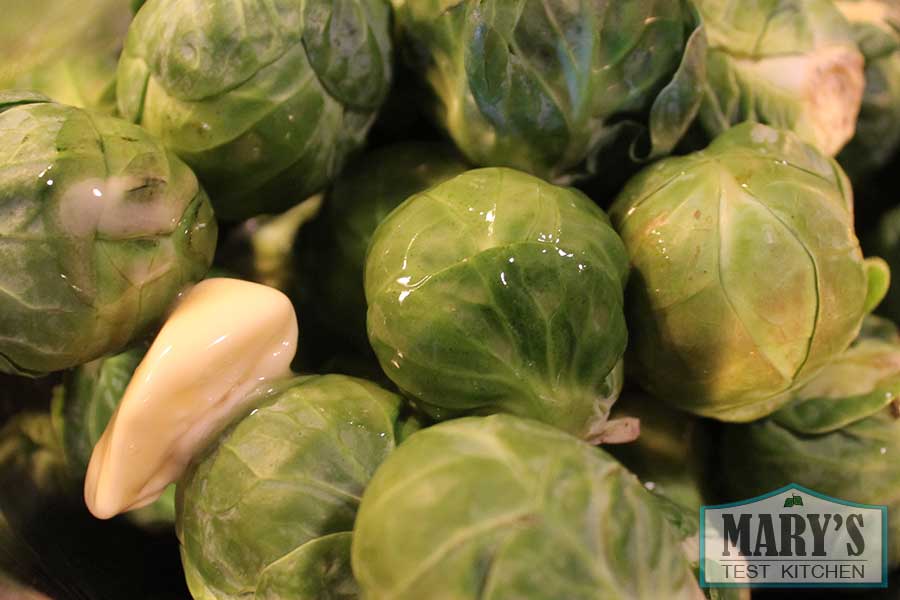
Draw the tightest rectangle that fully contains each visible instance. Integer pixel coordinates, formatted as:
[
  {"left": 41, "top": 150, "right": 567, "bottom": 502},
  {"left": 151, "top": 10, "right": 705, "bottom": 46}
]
[{"left": 84, "top": 278, "right": 298, "bottom": 519}]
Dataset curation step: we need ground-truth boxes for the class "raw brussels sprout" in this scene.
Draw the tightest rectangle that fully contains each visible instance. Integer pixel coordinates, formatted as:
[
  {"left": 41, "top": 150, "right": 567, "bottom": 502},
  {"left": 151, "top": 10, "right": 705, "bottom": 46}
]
[
  {"left": 352, "top": 414, "right": 703, "bottom": 600},
  {"left": 0, "top": 92, "right": 216, "bottom": 375},
  {"left": 836, "top": 0, "right": 900, "bottom": 178},
  {"left": 391, "top": 0, "right": 706, "bottom": 180},
  {"left": 300, "top": 142, "right": 468, "bottom": 351},
  {"left": 177, "top": 374, "right": 413, "bottom": 600},
  {"left": 58, "top": 345, "right": 175, "bottom": 526},
  {"left": 0, "top": 0, "right": 131, "bottom": 114},
  {"left": 610, "top": 122, "right": 889, "bottom": 422},
  {"left": 717, "top": 316, "right": 900, "bottom": 567},
  {"left": 606, "top": 390, "right": 709, "bottom": 513},
  {"left": 695, "top": 0, "right": 865, "bottom": 156},
  {"left": 365, "top": 167, "right": 630, "bottom": 438},
  {"left": 117, "top": 0, "right": 393, "bottom": 220},
  {"left": 0, "top": 92, "right": 216, "bottom": 377}
]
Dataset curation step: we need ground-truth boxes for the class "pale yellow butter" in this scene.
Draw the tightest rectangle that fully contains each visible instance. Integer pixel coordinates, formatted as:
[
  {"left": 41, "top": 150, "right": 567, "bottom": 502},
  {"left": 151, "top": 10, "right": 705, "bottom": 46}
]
[{"left": 84, "top": 278, "right": 298, "bottom": 519}]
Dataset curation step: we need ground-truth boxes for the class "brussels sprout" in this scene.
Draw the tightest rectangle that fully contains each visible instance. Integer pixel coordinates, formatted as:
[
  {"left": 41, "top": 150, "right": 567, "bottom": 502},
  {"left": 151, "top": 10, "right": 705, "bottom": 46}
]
[
  {"left": 390, "top": 0, "right": 706, "bottom": 181},
  {"left": 0, "top": 92, "right": 217, "bottom": 377},
  {"left": 0, "top": 0, "right": 131, "bottom": 114},
  {"left": 365, "top": 167, "right": 629, "bottom": 438},
  {"left": 836, "top": 0, "right": 900, "bottom": 179},
  {"left": 117, "top": 0, "right": 393, "bottom": 220},
  {"left": 299, "top": 142, "right": 468, "bottom": 352},
  {"left": 610, "top": 122, "right": 889, "bottom": 422},
  {"left": 606, "top": 390, "right": 709, "bottom": 513},
  {"left": 58, "top": 345, "right": 175, "bottom": 526},
  {"left": 352, "top": 414, "right": 703, "bottom": 599},
  {"left": 717, "top": 316, "right": 900, "bottom": 567},
  {"left": 695, "top": 0, "right": 865, "bottom": 156},
  {"left": 177, "top": 374, "right": 413, "bottom": 600}
]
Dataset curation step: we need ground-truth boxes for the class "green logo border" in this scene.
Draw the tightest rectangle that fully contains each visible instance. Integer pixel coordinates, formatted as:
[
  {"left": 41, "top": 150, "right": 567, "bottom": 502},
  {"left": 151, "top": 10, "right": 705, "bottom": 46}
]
[{"left": 699, "top": 483, "right": 888, "bottom": 589}]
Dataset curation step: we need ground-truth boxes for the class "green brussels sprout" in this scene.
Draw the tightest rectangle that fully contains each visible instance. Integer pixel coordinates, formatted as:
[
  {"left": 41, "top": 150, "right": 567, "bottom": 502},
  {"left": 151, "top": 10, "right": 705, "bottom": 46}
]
[
  {"left": 717, "top": 316, "right": 900, "bottom": 567},
  {"left": 117, "top": 0, "right": 393, "bottom": 221},
  {"left": 0, "top": 0, "right": 131, "bottom": 114},
  {"left": 606, "top": 390, "right": 709, "bottom": 513},
  {"left": 390, "top": 0, "right": 706, "bottom": 180},
  {"left": 836, "top": 0, "right": 900, "bottom": 179},
  {"left": 695, "top": 0, "right": 865, "bottom": 156},
  {"left": 610, "top": 122, "right": 889, "bottom": 422},
  {"left": 365, "top": 167, "right": 630, "bottom": 438},
  {"left": 177, "top": 374, "right": 413, "bottom": 600},
  {"left": 352, "top": 414, "right": 703, "bottom": 599},
  {"left": 0, "top": 92, "right": 217, "bottom": 377},
  {"left": 57, "top": 345, "right": 175, "bottom": 526},
  {"left": 300, "top": 142, "right": 468, "bottom": 352}
]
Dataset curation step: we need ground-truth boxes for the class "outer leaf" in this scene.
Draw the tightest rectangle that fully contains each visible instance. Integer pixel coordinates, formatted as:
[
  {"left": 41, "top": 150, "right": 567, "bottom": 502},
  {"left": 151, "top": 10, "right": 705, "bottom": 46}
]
[
  {"left": 771, "top": 315, "right": 900, "bottom": 433},
  {"left": 0, "top": 97, "right": 216, "bottom": 376},
  {"left": 611, "top": 123, "right": 878, "bottom": 421},
  {"left": 365, "top": 167, "right": 629, "bottom": 437},
  {"left": 117, "top": 0, "right": 392, "bottom": 220},
  {"left": 177, "top": 374, "right": 409, "bottom": 600},
  {"left": 352, "top": 415, "right": 704, "bottom": 600}
]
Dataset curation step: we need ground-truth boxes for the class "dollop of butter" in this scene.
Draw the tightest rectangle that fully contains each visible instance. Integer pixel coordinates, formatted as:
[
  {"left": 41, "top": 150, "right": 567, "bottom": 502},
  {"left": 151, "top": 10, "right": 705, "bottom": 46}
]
[{"left": 84, "top": 278, "right": 298, "bottom": 519}]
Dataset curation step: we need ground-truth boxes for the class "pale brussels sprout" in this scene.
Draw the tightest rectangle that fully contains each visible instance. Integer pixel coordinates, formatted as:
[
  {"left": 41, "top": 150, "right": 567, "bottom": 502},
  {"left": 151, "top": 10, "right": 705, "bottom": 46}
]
[
  {"left": 58, "top": 345, "right": 175, "bottom": 526},
  {"left": 299, "top": 142, "right": 468, "bottom": 351},
  {"left": 365, "top": 167, "right": 630, "bottom": 438},
  {"left": 390, "top": 0, "right": 706, "bottom": 181},
  {"left": 352, "top": 415, "right": 704, "bottom": 600},
  {"left": 117, "top": 0, "right": 393, "bottom": 220},
  {"left": 177, "top": 374, "right": 414, "bottom": 600},
  {"left": 0, "top": 92, "right": 217, "bottom": 377},
  {"left": 610, "top": 123, "right": 889, "bottom": 421},
  {"left": 695, "top": 0, "right": 865, "bottom": 156},
  {"left": 0, "top": 0, "right": 131, "bottom": 115},
  {"left": 718, "top": 316, "right": 900, "bottom": 567},
  {"left": 836, "top": 0, "right": 900, "bottom": 178}
]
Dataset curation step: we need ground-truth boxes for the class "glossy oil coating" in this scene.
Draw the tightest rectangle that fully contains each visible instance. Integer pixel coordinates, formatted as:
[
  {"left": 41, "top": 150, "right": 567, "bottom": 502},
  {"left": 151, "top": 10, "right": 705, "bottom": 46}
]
[
  {"left": 365, "top": 167, "right": 629, "bottom": 437},
  {"left": 0, "top": 92, "right": 216, "bottom": 376}
]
